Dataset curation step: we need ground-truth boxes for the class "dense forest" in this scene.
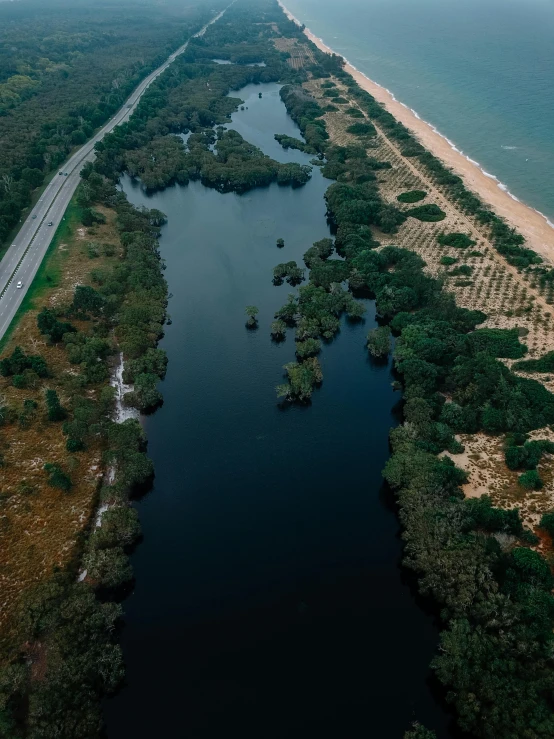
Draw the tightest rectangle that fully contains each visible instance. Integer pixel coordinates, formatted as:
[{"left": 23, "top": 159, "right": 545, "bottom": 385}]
[
  {"left": 90, "top": 12, "right": 312, "bottom": 193},
  {"left": 1, "top": 0, "right": 554, "bottom": 736},
  {"left": 0, "top": 0, "right": 226, "bottom": 249}
]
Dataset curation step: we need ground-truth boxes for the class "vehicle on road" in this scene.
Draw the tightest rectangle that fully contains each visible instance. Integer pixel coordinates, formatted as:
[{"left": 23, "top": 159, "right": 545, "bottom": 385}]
[
  {"left": 64, "top": 173, "right": 68, "bottom": 176},
  {"left": 59, "top": 172, "right": 64, "bottom": 176},
  {"left": 32, "top": 215, "right": 37, "bottom": 219},
  {"left": 16, "top": 282, "right": 22, "bottom": 289},
  {"left": 47, "top": 222, "right": 53, "bottom": 227}
]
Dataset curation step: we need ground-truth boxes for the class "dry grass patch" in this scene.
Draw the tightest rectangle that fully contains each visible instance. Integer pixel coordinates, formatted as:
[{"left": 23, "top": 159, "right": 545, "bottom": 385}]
[
  {"left": 0, "top": 204, "right": 120, "bottom": 644},
  {"left": 444, "top": 429, "right": 554, "bottom": 531}
]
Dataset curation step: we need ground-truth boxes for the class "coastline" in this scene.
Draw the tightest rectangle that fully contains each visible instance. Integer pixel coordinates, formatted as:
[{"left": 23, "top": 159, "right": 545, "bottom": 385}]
[{"left": 278, "top": 1, "right": 554, "bottom": 263}]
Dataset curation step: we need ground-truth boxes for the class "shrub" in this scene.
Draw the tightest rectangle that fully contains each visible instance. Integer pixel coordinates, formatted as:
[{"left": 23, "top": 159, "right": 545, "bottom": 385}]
[
  {"left": 90, "top": 506, "right": 141, "bottom": 550},
  {"left": 45, "top": 389, "right": 67, "bottom": 422},
  {"left": 440, "top": 256, "right": 458, "bottom": 266},
  {"left": 540, "top": 512, "right": 554, "bottom": 538},
  {"left": 44, "top": 463, "right": 72, "bottom": 492},
  {"left": 83, "top": 546, "right": 132, "bottom": 589},
  {"left": 270, "top": 320, "right": 287, "bottom": 340},
  {"left": 37, "top": 308, "right": 75, "bottom": 342},
  {"left": 367, "top": 326, "right": 391, "bottom": 357},
  {"left": 404, "top": 723, "right": 436, "bottom": 739},
  {"left": 66, "top": 438, "right": 85, "bottom": 453},
  {"left": 273, "top": 261, "right": 305, "bottom": 286},
  {"left": 505, "top": 439, "right": 554, "bottom": 470},
  {"left": 123, "top": 373, "right": 162, "bottom": 412},
  {"left": 0, "top": 346, "right": 49, "bottom": 378},
  {"left": 276, "top": 357, "right": 323, "bottom": 402},
  {"left": 346, "top": 122, "right": 377, "bottom": 137},
  {"left": 437, "top": 232, "right": 476, "bottom": 249},
  {"left": 469, "top": 328, "right": 527, "bottom": 359},
  {"left": 245, "top": 305, "right": 259, "bottom": 328},
  {"left": 513, "top": 350, "right": 554, "bottom": 373},
  {"left": 295, "top": 338, "right": 321, "bottom": 358},
  {"left": 449, "top": 265, "right": 473, "bottom": 277},
  {"left": 397, "top": 190, "right": 427, "bottom": 204},
  {"left": 346, "top": 107, "right": 364, "bottom": 118},
  {"left": 518, "top": 469, "right": 543, "bottom": 489},
  {"left": 406, "top": 204, "right": 446, "bottom": 222}
]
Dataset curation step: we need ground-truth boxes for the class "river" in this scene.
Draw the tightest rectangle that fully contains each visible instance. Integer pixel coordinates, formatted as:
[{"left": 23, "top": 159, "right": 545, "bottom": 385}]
[{"left": 105, "top": 81, "right": 453, "bottom": 738}]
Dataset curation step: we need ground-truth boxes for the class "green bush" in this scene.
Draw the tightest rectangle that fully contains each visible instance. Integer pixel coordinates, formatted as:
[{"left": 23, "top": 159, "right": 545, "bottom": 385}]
[
  {"left": 346, "top": 122, "right": 376, "bottom": 137},
  {"left": 440, "top": 256, "right": 458, "bottom": 266},
  {"left": 83, "top": 546, "right": 132, "bottom": 589},
  {"left": 90, "top": 506, "right": 141, "bottom": 550},
  {"left": 518, "top": 469, "right": 543, "bottom": 489},
  {"left": 44, "top": 463, "right": 72, "bottom": 492},
  {"left": 66, "top": 438, "right": 85, "bottom": 453},
  {"left": 469, "top": 328, "right": 527, "bottom": 359},
  {"left": 345, "top": 107, "right": 364, "bottom": 118},
  {"left": 397, "top": 190, "right": 426, "bottom": 204},
  {"left": 276, "top": 357, "right": 322, "bottom": 402},
  {"left": 0, "top": 346, "right": 49, "bottom": 378},
  {"left": 45, "top": 389, "right": 67, "bottom": 422},
  {"left": 406, "top": 204, "right": 446, "bottom": 222},
  {"left": 449, "top": 265, "right": 472, "bottom": 277},
  {"left": 539, "top": 512, "right": 554, "bottom": 537},
  {"left": 437, "top": 232, "right": 476, "bottom": 249},
  {"left": 513, "top": 350, "right": 554, "bottom": 373},
  {"left": 367, "top": 326, "right": 391, "bottom": 357}
]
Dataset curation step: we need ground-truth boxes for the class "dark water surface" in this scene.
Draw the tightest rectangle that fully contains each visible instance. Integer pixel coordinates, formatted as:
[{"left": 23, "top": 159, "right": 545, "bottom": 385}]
[{"left": 105, "top": 83, "right": 452, "bottom": 738}]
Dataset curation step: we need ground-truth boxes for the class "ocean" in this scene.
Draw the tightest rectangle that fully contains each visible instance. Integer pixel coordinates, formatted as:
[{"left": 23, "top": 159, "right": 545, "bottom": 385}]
[{"left": 283, "top": 0, "right": 554, "bottom": 222}]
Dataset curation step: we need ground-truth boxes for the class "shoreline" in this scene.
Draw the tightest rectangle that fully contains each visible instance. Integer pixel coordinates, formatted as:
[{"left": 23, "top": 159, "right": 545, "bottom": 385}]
[{"left": 278, "top": 1, "right": 554, "bottom": 263}]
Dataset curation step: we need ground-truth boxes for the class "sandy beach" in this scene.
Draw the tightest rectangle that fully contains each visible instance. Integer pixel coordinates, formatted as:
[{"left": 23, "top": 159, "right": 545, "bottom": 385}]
[{"left": 278, "top": 1, "right": 554, "bottom": 263}]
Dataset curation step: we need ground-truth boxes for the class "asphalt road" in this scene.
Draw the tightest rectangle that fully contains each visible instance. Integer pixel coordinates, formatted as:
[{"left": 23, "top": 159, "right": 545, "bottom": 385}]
[{"left": 0, "top": 5, "right": 231, "bottom": 340}]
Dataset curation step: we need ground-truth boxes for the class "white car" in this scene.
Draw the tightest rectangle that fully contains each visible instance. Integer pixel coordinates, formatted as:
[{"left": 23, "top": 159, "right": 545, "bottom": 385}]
[{"left": 16, "top": 281, "right": 23, "bottom": 289}]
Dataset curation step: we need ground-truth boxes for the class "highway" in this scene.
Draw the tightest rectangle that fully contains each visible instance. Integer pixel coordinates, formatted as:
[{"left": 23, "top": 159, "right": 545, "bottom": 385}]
[{"left": 0, "top": 4, "right": 231, "bottom": 340}]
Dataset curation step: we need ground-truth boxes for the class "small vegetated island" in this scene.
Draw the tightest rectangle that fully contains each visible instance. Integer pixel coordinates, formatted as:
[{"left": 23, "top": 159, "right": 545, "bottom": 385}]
[{"left": 2, "top": 1, "right": 554, "bottom": 738}]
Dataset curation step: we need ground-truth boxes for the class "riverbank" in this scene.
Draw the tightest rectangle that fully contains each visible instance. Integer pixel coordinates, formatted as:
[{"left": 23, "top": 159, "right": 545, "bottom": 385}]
[{"left": 278, "top": 1, "right": 554, "bottom": 264}]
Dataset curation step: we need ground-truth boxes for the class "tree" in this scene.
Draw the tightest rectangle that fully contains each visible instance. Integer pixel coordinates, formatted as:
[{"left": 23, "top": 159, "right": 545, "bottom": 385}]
[
  {"left": 270, "top": 320, "right": 286, "bottom": 340},
  {"left": 245, "top": 305, "right": 259, "bottom": 328},
  {"left": 404, "top": 723, "right": 436, "bottom": 739},
  {"left": 540, "top": 512, "right": 554, "bottom": 538},
  {"left": 44, "top": 463, "right": 72, "bottom": 491},
  {"left": 45, "top": 389, "right": 67, "bottom": 422},
  {"left": 37, "top": 308, "right": 75, "bottom": 342},
  {"left": 367, "top": 326, "right": 391, "bottom": 357},
  {"left": 83, "top": 547, "right": 132, "bottom": 589},
  {"left": 518, "top": 469, "right": 543, "bottom": 490},
  {"left": 123, "top": 373, "right": 162, "bottom": 412},
  {"left": 295, "top": 338, "right": 321, "bottom": 358},
  {"left": 89, "top": 506, "right": 141, "bottom": 550},
  {"left": 72, "top": 285, "right": 104, "bottom": 316}
]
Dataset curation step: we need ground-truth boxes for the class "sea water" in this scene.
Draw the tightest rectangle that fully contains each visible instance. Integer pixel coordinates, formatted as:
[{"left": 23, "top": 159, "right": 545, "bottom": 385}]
[{"left": 284, "top": 0, "right": 554, "bottom": 222}]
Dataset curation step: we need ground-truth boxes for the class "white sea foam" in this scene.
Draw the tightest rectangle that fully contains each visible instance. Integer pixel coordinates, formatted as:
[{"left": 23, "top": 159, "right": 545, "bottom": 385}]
[{"left": 278, "top": 0, "right": 554, "bottom": 232}]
